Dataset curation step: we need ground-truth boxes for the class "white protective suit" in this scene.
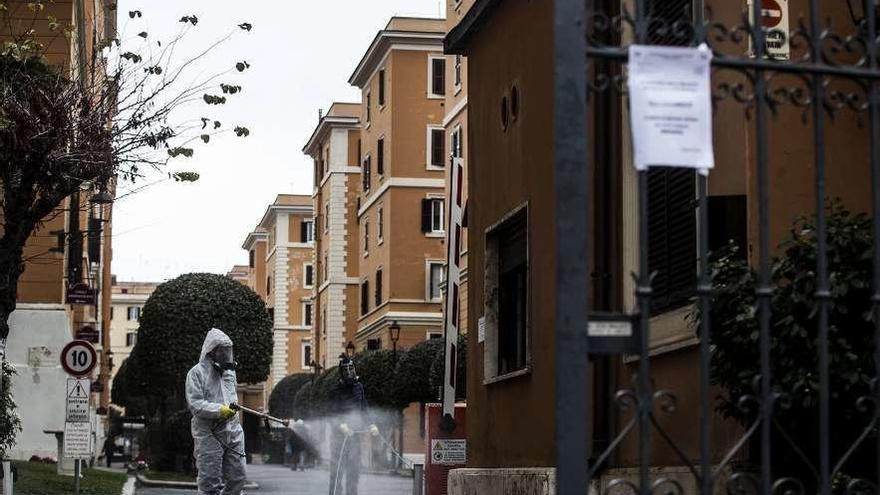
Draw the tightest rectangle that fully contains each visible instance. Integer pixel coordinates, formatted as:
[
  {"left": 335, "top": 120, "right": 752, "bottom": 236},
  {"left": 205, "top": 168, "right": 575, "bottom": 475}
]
[{"left": 185, "top": 328, "right": 247, "bottom": 495}]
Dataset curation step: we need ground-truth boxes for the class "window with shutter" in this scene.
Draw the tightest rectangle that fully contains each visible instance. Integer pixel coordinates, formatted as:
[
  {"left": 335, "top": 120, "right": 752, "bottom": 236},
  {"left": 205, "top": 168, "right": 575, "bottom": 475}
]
[
  {"left": 375, "top": 269, "right": 383, "bottom": 307},
  {"left": 361, "top": 281, "right": 369, "bottom": 316},
  {"left": 429, "top": 198, "right": 444, "bottom": 233},
  {"left": 646, "top": 0, "right": 692, "bottom": 46},
  {"left": 430, "top": 129, "right": 445, "bottom": 167},
  {"left": 378, "top": 70, "right": 386, "bottom": 106},
  {"left": 377, "top": 138, "right": 384, "bottom": 175},
  {"left": 647, "top": 167, "right": 696, "bottom": 315},
  {"left": 431, "top": 57, "right": 446, "bottom": 96},
  {"left": 364, "top": 221, "right": 369, "bottom": 253},
  {"left": 377, "top": 207, "right": 384, "bottom": 241},
  {"left": 300, "top": 221, "right": 309, "bottom": 243},
  {"left": 421, "top": 199, "right": 432, "bottom": 233},
  {"left": 366, "top": 92, "right": 371, "bottom": 123},
  {"left": 362, "top": 156, "right": 371, "bottom": 192},
  {"left": 454, "top": 55, "right": 462, "bottom": 87},
  {"left": 303, "top": 302, "right": 313, "bottom": 326},
  {"left": 304, "top": 263, "right": 314, "bottom": 288}
]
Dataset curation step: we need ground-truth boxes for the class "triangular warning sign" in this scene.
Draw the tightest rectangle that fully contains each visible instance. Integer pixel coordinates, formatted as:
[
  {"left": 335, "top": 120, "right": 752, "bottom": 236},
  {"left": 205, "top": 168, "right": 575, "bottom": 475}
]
[{"left": 68, "top": 381, "right": 88, "bottom": 399}]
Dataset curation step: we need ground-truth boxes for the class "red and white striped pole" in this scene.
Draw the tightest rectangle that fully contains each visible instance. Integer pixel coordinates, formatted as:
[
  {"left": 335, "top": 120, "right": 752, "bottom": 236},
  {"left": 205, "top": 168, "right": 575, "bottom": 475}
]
[{"left": 441, "top": 156, "right": 465, "bottom": 431}]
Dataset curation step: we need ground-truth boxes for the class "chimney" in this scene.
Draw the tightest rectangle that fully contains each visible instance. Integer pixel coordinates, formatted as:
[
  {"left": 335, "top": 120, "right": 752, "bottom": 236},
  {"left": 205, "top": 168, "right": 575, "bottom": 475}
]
[{"left": 318, "top": 109, "right": 323, "bottom": 120}]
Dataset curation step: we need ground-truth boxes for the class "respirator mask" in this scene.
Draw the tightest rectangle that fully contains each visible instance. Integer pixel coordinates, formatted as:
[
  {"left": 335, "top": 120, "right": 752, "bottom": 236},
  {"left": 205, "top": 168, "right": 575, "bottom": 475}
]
[
  {"left": 339, "top": 358, "right": 357, "bottom": 384},
  {"left": 211, "top": 345, "right": 238, "bottom": 372}
]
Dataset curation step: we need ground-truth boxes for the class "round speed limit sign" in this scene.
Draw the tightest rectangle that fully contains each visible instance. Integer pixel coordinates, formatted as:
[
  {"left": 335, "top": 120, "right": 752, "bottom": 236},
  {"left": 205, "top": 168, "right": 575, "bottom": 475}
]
[{"left": 60, "top": 340, "right": 98, "bottom": 377}]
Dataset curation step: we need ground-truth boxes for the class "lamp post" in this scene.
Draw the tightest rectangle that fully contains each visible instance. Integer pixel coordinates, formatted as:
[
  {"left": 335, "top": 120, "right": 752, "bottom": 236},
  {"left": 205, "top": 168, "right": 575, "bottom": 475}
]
[
  {"left": 389, "top": 320, "right": 401, "bottom": 365},
  {"left": 388, "top": 320, "right": 403, "bottom": 468}
]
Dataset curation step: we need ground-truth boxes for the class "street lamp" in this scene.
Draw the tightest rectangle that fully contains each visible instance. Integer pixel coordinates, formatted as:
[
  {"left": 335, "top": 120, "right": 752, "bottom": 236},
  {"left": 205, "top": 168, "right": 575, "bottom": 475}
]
[
  {"left": 389, "top": 320, "right": 401, "bottom": 364},
  {"left": 345, "top": 341, "right": 356, "bottom": 358},
  {"left": 309, "top": 360, "right": 322, "bottom": 382}
]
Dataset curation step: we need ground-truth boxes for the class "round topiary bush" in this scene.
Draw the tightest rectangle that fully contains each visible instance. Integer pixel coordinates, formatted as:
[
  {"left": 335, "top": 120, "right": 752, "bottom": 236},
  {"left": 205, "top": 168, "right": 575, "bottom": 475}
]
[
  {"left": 392, "top": 338, "right": 444, "bottom": 405},
  {"left": 268, "top": 373, "right": 312, "bottom": 419},
  {"left": 353, "top": 349, "right": 408, "bottom": 410},
  {"left": 429, "top": 335, "right": 467, "bottom": 401},
  {"left": 136, "top": 273, "right": 273, "bottom": 406}
]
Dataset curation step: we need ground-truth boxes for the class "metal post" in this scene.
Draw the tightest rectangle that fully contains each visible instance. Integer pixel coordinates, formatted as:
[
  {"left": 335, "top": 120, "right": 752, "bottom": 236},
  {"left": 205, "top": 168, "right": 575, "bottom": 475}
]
[
  {"left": 74, "top": 459, "right": 80, "bottom": 495},
  {"left": 412, "top": 464, "right": 424, "bottom": 495},
  {"left": 554, "top": 0, "right": 589, "bottom": 493},
  {"left": 2, "top": 461, "right": 12, "bottom": 495}
]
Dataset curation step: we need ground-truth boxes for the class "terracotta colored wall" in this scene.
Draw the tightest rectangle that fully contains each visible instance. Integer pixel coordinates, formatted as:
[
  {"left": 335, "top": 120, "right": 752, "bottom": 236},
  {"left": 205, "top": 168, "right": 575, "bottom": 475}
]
[
  {"left": 465, "top": 0, "right": 555, "bottom": 468},
  {"left": 390, "top": 50, "right": 446, "bottom": 179},
  {"left": 286, "top": 329, "right": 311, "bottom": 375},
  {"left": 356, "top": 45, "right": 445, "bottom": 345}
]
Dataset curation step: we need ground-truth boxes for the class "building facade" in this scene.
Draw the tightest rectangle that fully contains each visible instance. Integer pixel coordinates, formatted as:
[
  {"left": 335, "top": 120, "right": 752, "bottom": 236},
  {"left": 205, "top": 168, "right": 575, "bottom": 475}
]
[
  {"left": 304, "top": 103, "right": 362, "bottom": 369},
  {"left": 347, "top": 17, "right": 449, "bottom": 352},
  {"left": 258, "top": 195, "right": 316, "bottom": 387},
  {"left": 2, "top": 0, "right": 117, "bottom": 460},
  {"left": 107, "top": 281, "right": 157, "bottom": 392},
  {"left": 445, "top": 0, "right": 874, "bottom": 493}
]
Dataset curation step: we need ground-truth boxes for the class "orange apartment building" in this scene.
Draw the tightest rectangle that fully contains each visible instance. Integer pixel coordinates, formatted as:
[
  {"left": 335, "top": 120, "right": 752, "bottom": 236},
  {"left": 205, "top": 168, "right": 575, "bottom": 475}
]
[
  {"left": 347, "top": 17, "right": 449, "bottom": 353},
  {"left": 226, "top": 265, "right": 250, "bottom": 285},
  {"left": 303, "top": 103, "right": 362, "bottom": 368},
  {"left": 2, "top": 0, "right": 117, "bottom": 460},
  {"left": 443, "top": 1, "right": 473, "bottom": 332},
  {"left": 256, "top": 195, "right": 316, "bottom": 388},
  {"left": 241, "top": 227, "right": 269, "bottom": 303}
]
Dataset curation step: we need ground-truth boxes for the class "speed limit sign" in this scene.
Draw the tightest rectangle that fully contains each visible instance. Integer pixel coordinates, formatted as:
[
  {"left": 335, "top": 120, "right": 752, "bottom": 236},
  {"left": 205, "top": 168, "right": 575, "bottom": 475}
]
[{"left": 60, "top": 340, "right": 98, "bottom": 377}]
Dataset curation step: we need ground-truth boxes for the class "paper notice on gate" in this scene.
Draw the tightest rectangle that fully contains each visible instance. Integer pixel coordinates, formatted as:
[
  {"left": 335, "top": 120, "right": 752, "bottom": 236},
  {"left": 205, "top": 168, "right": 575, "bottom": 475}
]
[{"left": 628, "top": 44, "right": 714, "bottom": 175}]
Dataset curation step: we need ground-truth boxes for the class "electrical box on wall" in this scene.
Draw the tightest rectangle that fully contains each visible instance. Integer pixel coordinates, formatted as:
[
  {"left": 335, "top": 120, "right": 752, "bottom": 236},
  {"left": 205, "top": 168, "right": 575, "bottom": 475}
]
[{"left": 425, "top": 403, "right": 467, "bottom": 495}]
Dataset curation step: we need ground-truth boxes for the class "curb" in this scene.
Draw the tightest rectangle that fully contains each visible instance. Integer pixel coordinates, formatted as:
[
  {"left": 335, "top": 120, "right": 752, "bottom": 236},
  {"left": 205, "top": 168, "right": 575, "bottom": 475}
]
[
  {"left": 311, "top": 464, "right": 413, "bottom": 478},
  {"left": 135, "top": 474, "right": 259, "bottom": 490},
  {"left": 121, "top": 476, "right": 136, "bottom": 495}
]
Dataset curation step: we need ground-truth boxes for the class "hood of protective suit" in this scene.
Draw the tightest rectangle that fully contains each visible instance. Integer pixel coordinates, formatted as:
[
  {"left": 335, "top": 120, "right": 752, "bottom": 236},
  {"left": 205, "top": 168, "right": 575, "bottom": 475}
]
[{"left": 200, "top": 328, "right": 233, "bottom": 362}]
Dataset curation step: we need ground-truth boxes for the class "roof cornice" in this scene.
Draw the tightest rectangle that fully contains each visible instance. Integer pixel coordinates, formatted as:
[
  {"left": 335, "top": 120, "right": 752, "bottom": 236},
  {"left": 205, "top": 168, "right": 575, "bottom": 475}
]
[
  {"left": 242, "top": 230, "right": 268, "bottom": 251},
  {"left": 445, "top": 0, "right": 501, "bottom": 55},
  {"left": 302, "top": 115, "right": 361, "bottom": 156},
  {"left": 257, "top": 204, "right": 314, "bottom": 230},
  {"left": 349, "top": 30, "right": 445, "bottom": 88}
]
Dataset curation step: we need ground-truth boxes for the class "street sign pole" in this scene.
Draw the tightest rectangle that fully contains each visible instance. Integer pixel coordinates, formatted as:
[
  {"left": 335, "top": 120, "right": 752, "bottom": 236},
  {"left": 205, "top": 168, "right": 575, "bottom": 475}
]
[{"left": 60, "top": 340, "right": 96, "bottom": 484}]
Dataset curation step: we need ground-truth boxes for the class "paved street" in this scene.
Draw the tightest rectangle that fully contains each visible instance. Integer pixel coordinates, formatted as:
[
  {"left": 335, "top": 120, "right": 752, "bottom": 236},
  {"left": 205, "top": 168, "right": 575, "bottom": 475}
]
[{"left": 135, "top": 463, "right": 414, "bottom": 495}]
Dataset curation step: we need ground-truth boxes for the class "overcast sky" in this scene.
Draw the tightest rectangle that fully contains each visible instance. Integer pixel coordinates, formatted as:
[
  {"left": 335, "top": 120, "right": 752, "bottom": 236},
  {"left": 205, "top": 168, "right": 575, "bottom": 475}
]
[{"left": 112, "top": 0, "right": 445, "bottom": 283}]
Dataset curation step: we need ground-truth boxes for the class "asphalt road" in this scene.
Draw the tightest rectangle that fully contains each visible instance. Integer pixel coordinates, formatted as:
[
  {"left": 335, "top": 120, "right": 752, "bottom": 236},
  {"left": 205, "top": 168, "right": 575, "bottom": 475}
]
[{"left": 134, "top": 463, "right": 414, "bottom": 495}]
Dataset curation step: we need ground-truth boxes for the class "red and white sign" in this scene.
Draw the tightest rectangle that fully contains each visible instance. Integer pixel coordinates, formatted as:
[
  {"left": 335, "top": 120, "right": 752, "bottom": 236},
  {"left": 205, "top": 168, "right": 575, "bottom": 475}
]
[
  {"left": 761, "top": 0, "right": 784, "bottom": 28},
  {"left": 749, "top": 0, "right": 790, "bottom": 60},
  {"left": 60, "top": 340, "right": 98, "bottom": 377}
]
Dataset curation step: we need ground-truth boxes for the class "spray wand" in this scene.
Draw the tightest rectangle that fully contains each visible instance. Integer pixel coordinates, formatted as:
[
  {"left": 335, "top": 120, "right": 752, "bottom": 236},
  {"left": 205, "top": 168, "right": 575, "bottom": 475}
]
[{"left": 229, "top": 403, "right": 290, "bottom": 433}]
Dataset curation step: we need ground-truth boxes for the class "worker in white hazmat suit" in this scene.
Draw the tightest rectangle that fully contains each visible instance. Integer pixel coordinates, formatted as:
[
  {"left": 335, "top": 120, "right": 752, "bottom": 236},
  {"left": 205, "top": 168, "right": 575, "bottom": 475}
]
[{"left": 185, "top": 328, "right": 247, "bottom": 495}]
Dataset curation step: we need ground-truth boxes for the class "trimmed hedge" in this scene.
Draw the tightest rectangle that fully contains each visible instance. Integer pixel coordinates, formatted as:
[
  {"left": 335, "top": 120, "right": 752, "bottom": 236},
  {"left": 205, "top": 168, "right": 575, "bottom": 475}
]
[
  {"left": 135, "top": 273, "right": 273, "bottom": 406},
  {"left": 429, "top": 335, "right": 467, "bottom": 401},
  {"left": 268, "top": 373, "right": 312, "bottom": 419},
  {"left": 392, "top": 338, "right": 444, "bottom": 405}
]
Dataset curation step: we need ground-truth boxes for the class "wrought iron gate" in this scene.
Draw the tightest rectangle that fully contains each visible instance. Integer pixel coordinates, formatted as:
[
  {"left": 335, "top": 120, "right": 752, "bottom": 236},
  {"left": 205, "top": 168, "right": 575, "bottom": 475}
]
[{"left": 555, "top": 0, "right": 880, "bottom": 493}]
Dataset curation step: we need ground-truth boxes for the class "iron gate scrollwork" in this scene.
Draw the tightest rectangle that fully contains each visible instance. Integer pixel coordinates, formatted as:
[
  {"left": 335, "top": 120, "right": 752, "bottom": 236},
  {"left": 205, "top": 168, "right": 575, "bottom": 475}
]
[{"left": 555, "top": 0, "right": 880, "bottom": 493}]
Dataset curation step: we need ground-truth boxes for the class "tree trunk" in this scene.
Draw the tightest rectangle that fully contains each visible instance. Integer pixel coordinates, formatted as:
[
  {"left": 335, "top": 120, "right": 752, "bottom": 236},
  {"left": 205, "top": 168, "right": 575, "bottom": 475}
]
[{"left": 0, "top": 242, "right": 25, "bottom": 342}]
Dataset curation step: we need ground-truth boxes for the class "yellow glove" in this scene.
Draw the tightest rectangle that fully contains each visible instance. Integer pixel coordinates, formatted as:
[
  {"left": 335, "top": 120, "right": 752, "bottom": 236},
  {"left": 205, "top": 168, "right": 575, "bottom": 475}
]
[
  {"left": 339, "top": 423, "right": 352, "bottom": 436},
  {"left": 369, "top": 424, "right": 380, "bottom": 437},
  {"left": 219, "top": 405, "right": 236, "bottom": 420}
]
